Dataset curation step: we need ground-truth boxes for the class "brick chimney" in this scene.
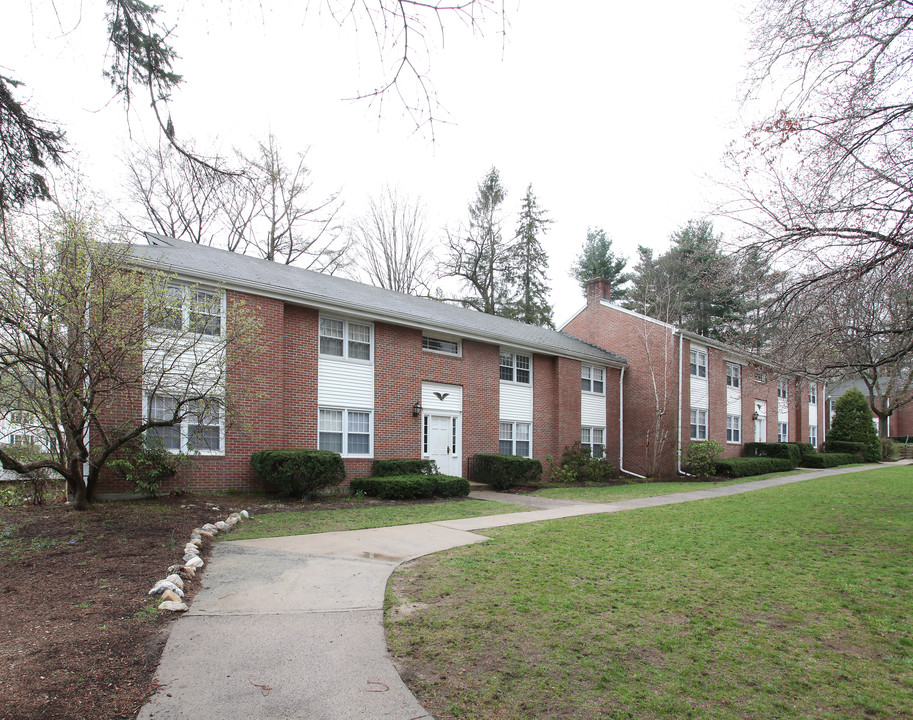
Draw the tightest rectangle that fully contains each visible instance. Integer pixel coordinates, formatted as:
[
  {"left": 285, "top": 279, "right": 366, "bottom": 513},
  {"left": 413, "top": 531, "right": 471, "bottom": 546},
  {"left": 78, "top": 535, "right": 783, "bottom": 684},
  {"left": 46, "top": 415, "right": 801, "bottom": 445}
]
[{"left": 586, "top": 277, "right": 612, "bottom": 306}]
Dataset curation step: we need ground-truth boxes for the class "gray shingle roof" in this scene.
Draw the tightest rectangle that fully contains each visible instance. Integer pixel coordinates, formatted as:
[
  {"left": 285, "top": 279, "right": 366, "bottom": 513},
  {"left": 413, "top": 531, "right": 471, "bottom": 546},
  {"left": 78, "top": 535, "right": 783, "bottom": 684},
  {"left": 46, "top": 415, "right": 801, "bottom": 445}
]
[{"left": 129, "top": 234, "right": 626, "bottom": 367}]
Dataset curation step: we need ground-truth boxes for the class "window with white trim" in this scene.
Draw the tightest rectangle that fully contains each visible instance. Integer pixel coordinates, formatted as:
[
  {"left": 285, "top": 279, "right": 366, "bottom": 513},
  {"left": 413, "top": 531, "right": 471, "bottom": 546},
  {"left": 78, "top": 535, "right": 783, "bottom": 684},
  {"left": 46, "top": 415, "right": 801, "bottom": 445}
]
[
  {"left": 146, "top": 394, "right": 223, "bottom": 453},
  {"left": 318, "top": 408, "right": 372, "bottom": 456},
  {"left": 809, "top": 424, "right": 818, "bottom": 447},
  {"left": 777, "top": 379, "right": 788, "bottom": 399},
  {"left": 581, "top": 365, "right": 605, "bottom": 394},
  {"left": 319, "top": 317, "right": 373, "bottom": 361},
  {"left": 499, "top": 421, "right": 531, "bottom": 457},
  {"left": 422, "top": 335, "right": 460, "bottom": 355},
  {"left": 500, "top": 352, "right": 531, "bottom": 384},
  {"left": 726, "top": 415, "right": 741, "bottom": 443},
  {"left": 755, "top": 369, "right": 767, "bottom": 383},
  {"left": 690, "top": 409, "right": 707, "bottom": 440},
  {"left": 778, "top": 422, "right": 789, "bottom": 442},
  {"left": 726, "top": 363, "right": 741, "bottom": 388},
  {"left": 809, "top": 384, "right": 818, "bottom": 405},
  {"left": 151, "top": 284, "right": 223, "bottom": 336},
  {"left": 581, "top": 426, "right": 605, "bottom": 458},
  {"left": 690, "top": 349, "right": 707, "bottom": 378}
]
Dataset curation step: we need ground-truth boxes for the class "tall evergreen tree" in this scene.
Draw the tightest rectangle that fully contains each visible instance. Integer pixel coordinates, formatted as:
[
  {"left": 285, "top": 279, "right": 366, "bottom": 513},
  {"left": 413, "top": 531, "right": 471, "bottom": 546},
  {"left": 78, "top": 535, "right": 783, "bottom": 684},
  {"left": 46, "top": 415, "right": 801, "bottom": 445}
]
[
  {"left": 442, "top": 167, "right": 509, "bottom": 315},
  {"left": 503, "top": 184, "right": 554, "bottom": 327},
  {"left": 623, "top": 220, "right": 742, "bottom": 341},
  {"left": 570, "top": 228, "right": 630, "bottom": 299}
]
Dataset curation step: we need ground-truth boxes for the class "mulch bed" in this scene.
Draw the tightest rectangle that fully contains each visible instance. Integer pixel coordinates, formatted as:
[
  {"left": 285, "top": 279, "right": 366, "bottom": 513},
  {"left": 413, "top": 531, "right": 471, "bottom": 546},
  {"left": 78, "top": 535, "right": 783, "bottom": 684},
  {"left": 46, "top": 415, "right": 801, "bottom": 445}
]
[{"left": 0, "top": 492, "right": 311, "bottom": 720}]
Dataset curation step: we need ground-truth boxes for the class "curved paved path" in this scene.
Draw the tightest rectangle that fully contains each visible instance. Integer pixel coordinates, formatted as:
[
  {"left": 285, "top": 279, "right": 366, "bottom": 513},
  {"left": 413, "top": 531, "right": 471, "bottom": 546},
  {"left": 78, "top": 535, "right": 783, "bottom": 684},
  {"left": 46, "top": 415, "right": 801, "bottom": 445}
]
[{"left": 138, "top": 462, "right": 906, "bottom": 719}]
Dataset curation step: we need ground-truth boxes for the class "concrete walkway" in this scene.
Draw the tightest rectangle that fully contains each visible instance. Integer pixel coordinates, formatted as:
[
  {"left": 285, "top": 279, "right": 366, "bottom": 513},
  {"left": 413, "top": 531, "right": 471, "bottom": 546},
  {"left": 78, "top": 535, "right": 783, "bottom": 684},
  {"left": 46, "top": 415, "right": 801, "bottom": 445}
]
[{"left": 137, "top": 462, "right": 908, "bottom": 719}]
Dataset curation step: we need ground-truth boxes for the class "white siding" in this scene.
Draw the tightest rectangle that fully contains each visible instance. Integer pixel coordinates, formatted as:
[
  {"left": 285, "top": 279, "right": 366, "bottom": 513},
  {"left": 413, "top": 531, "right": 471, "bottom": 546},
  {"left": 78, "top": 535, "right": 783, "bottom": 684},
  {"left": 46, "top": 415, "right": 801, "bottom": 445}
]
[
  {"left": 500, "top": 382, "right": 533, "bottom": 422},
  {"left": 581, "top": 393, "right": 606, "bottom": 427},
  {"left": 778, "top": 397, "right": 789, "bottom": 422},
  {"left": 318, "top": 357, "right": 374, "bottom": 408},
  {"left": 808, "top": 403, "right": 817, "bottom": 427},
  {"left": 690, "top": 377, "right": 709, "bottom": 410},
  {"left": 726, "top": 386, "right": 741, "bottom": 416},
  {"left": 143, "top": 340, "right": 223, "bottom": 394},
  {"left": 422, "top": 382, "right": 463, "bottom": 414}
]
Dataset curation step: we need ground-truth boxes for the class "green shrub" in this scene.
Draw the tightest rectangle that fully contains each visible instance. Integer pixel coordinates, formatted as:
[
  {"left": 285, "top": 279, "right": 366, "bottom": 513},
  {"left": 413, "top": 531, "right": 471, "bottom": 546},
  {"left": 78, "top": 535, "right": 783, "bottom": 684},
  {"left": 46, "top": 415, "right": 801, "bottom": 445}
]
[
  {"left": 800, "top": 452, "right": 859, "bottom": 468},
  {"left": 715, "top": 456, "right": 794, "bottom": 477},
  {"left": 743, "top": 442, "right": 801, "bottom": 468},
  {"left": 547, "top": 442, "right": 619, "bottom": 484},
  {"left": 822, "top": 440, "right": 866, "bottom": 458},
  {"left": 880, "top": 437, "right": 896, "bottom": 460},
  {"left": 250, "top": 449, "right": 345, "bottom": 497},
  {"left": 371, "top": 458, "right": 439, "bottom": 477},
  {"left": 472, "top": 454, "right": 542, "bottom": 490},
  {"left": 787, "top": 442, "right": 817, "bottom": 461},
  {"left": 682, "top": 440, "right": 724, "bottom": 477},
  {"left": 110, "top": 439, "right": 190, "bottom": 498},
  {"left": 349, "top": 474, "right": 469, "bottom": 500},
  {"left": 827, "top": 388, "right": 880, "bottom": 462}
]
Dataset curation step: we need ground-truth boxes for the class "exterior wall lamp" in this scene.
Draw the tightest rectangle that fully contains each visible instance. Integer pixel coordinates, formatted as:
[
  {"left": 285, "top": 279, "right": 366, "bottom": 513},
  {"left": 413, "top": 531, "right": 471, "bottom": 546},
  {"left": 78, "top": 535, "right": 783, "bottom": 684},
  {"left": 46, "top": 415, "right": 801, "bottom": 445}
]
[
  {"left": 412, "top": 401, "right": 423, "bottom": 417},
  {"left": 752, "top": 411, "right": 760, "bottom": 421}
]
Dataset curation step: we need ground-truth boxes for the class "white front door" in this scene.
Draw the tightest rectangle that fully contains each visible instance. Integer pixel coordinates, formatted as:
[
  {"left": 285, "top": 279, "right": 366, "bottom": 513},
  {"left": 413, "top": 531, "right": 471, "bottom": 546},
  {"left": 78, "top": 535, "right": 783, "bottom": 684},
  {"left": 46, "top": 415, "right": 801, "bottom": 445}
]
[
  {"left": 425, "top": 414, "right": 461, "bottom": 476},
  {"left": 754, "top": 400, "right": 767, "bottom": 442}
]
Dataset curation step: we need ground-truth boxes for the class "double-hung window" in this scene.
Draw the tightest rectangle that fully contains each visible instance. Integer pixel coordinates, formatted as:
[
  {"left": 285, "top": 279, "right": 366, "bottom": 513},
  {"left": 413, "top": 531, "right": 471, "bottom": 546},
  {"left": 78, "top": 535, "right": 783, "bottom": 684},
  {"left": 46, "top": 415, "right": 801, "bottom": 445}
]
[
  {"left": 500, "top": 352, "right": 531, "bottom": 384},
  {"left": 690, "top": 349, "right": 707, "bottom": 378},
  {"left": 151, "top": 284, "right": 223, "bottom": 336},
  {"left": 499, "top": 421, "right": 531, "bottom": 457},
  {"left": 581, "top": 426, "right": 605, "bottom": 458},
  {"left": 777, "top": 379, "right": 788, "bottom": 399},
  {"left": 809, "top": 384, "right": 818, "bottom": 405},
  {"left": 146, "top": 394, "right": 223, "bottom": 453},
  {"left": 726, "top": 415, "right": 741, "bottom": 443},
  {"left": 778, "top": 422, "right": 789, "bottom": 442},
  {"left": 581, "top": 365, "right": 605, "bottom": 394},
  {"left": 690, "top": 409, "right": 707, "bottom": 440},
  {"left": 319, "top": 317, "right": 373, "bottom": 361},
  {"left": 809, "top": 424, "right": 818, "bottom": 447},
  {"left": 726, "top": 363, "right": 741, "bottom": 388},
  {"left": 319, "top": 408, "right": 372, "bottom": 456}
]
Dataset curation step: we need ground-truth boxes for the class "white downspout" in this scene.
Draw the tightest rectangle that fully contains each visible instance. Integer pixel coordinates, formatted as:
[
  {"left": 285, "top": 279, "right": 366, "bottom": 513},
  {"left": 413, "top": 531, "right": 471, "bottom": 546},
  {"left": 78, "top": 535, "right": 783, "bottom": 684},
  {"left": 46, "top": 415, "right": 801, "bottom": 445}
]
[
  {"left": 676, "top": 330, "right": 693, "bottom": 476},
  {"left": 619, "top": 365, "right": 646, "bottom": 479}
]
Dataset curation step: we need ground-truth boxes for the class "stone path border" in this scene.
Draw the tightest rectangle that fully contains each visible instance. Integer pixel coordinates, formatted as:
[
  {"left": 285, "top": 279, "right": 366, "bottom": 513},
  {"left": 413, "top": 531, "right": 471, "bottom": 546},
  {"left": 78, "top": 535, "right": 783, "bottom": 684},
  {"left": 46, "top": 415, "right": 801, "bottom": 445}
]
[{"left": 137, "top": 461, "right": 909, "bottom": 720}]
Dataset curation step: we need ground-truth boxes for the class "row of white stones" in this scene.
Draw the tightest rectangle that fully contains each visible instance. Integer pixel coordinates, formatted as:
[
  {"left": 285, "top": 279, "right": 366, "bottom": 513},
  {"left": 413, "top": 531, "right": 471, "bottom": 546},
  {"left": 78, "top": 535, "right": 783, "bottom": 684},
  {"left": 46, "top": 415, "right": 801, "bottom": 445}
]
[{"left": 147, "top": 509, "right": 251, "bottom": 612}]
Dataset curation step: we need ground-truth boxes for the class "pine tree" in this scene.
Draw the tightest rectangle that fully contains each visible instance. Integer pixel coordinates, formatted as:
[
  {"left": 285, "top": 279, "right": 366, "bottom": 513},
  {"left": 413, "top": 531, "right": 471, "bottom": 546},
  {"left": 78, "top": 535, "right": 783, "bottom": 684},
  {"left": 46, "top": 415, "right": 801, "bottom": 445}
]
[
  {"left": 570, "top": 228, "right": 630, "bottom": 299},
  {"left": 503, "top": 184, "right": 554, "bottom": 327},
  {"left": 827, "top": 388, "right": 880, "bottom": 461},
  {"left": 442, "top": 167, "right": 508, "bottom": 315}
]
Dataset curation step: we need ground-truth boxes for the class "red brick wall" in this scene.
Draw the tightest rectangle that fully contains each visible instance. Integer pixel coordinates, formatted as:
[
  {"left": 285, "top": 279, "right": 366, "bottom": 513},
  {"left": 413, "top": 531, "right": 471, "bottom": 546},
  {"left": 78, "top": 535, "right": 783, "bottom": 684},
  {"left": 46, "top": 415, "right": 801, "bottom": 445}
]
[{"left": 565, "top": 303, "right": 678, "bottom": 477}]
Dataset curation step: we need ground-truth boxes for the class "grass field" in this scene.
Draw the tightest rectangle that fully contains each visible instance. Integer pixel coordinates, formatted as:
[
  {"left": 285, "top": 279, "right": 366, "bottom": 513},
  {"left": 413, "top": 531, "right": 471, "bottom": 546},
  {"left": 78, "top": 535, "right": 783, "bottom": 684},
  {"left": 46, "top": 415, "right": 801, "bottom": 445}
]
[
  {"left": 386, "top": 466, "right": 913, "bottom": 719},
  {"left": 224, "top": 498, "right": 524, "bottom": 540}
]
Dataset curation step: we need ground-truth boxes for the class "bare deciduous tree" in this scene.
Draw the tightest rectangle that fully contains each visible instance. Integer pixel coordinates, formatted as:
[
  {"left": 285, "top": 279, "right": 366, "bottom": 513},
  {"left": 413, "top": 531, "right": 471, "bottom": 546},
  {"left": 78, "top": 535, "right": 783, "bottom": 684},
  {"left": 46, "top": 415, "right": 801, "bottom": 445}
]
[
  {"left": 725, "top": 0, "right": 913, "bottom": 354},
  {"left": 125, "top": 135, "right": 348, "bottom": 272},
  {"left": 349, "top": 186, "right": 436, "bottom": 294},
  {"left": 0, "top": 204, "right": 261, "bottom": 508}
]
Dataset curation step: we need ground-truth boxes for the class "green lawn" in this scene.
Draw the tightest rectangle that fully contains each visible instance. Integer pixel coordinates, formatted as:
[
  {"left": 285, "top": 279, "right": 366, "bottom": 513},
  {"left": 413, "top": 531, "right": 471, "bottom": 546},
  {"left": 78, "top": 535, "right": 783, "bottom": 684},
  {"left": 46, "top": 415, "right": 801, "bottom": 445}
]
[
  {"left": 386, "top": 466, "right": 913, "bottom": 719},
  {"left": 531, "top": 476, "right": 778, "bottom": 503},
  {"left": 223, "top": 498, "right": 524, "bottom": 540}
]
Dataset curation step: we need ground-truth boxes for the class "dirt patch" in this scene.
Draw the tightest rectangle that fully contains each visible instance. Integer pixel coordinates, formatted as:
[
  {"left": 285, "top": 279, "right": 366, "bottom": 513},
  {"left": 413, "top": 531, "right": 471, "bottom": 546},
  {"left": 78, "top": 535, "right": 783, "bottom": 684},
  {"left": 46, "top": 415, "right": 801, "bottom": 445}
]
[{"left": 0, "top": 492, "right": 342, "bottom": 720}]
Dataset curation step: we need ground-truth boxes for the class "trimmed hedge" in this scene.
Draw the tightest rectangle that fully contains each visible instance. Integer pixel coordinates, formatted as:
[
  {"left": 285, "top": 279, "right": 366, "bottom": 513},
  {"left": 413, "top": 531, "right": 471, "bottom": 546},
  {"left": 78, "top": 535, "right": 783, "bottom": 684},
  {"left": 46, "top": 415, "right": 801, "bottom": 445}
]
[
  {"left": 823, "top": 440, "right": 866, "bottom": 458},
  {"left": 349, "top": 474, "right": 469, "bottom": 500},
  {"left": 786, "top": 442, "right": 817, "bottom": 462},
  {"left": 250, "top": 449, "right": 346, "bottom": 497},
  {"left": 716, "top": 456, "right": 794, "bottom": 477},
  {"left": 472, "top": 454, "right": 542, "bottom": 491},
  {"left": 743, "top": 442, "right": 801, "bottom": 468},
  {"left": 800, "top": 452, "right": 859, "bottom": 468},
  {"left": 371, "top": 458, "right": 438, "bottom": 477}
]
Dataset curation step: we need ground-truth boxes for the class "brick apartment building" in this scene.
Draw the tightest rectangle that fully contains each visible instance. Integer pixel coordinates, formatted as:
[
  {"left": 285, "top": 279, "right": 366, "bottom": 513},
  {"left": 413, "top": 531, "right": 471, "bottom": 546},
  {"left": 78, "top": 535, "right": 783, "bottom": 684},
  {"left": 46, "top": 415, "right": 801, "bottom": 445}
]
[
  {"left": 93, "top": 236, "right": 628, "bottom": 494},
  {"left": 562, "top": 279, "right": 828, "bottom": 477}
]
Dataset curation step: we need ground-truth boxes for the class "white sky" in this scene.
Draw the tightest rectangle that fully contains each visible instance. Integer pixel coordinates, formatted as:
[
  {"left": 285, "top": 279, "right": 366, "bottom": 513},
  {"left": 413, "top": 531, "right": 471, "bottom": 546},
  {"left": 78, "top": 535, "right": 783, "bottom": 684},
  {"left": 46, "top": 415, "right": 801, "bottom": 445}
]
[{"left": 4, "top": 0, "right": 750, "bottom": 323}]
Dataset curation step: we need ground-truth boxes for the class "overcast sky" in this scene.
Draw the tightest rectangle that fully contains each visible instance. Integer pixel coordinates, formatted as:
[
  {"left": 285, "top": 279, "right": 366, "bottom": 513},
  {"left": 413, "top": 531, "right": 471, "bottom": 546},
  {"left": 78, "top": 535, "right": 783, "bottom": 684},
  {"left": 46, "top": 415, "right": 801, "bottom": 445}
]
[{"left": 4, "top": 0, "right": 750, "bottom": 323}]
